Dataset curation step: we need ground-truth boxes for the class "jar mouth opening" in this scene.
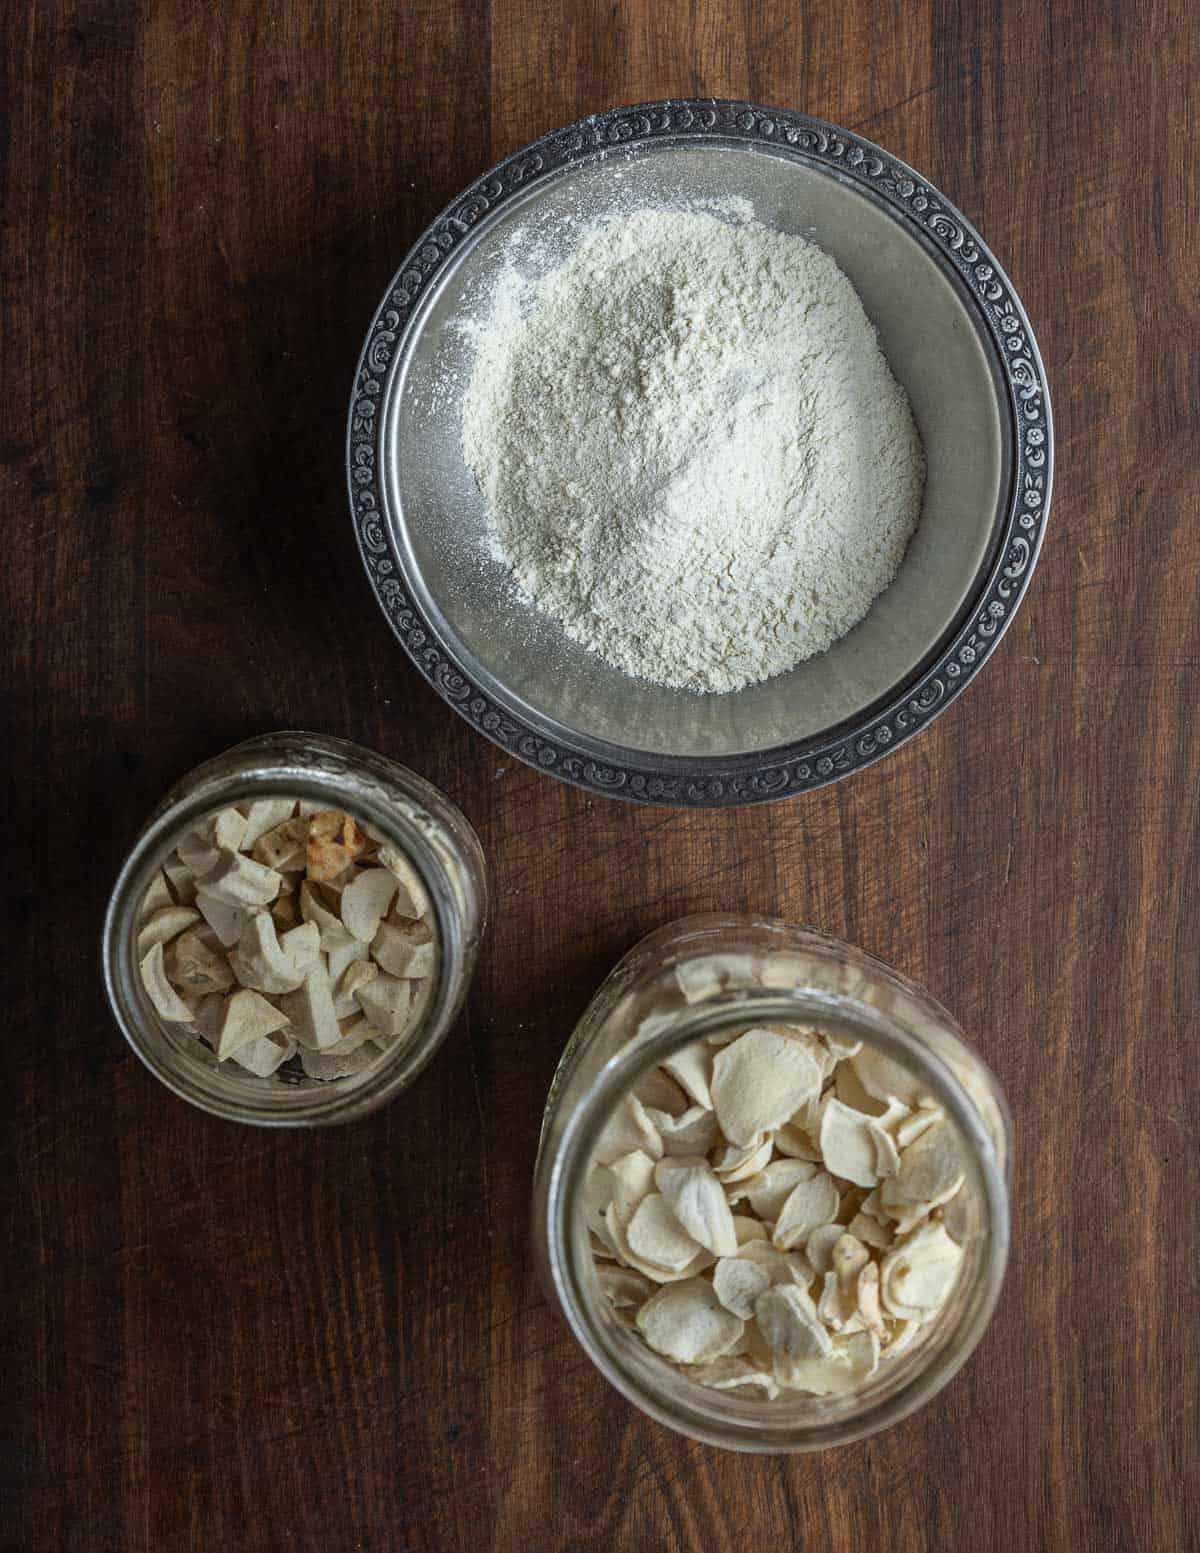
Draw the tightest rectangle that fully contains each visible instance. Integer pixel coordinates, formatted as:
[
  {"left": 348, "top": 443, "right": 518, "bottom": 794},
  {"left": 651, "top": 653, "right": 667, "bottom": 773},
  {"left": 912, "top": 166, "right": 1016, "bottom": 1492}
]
[
  {"left": 102, "top": 752, "right": 464, "bottom": 1127},
  {"left": 545, "top": 989, "right": 1010, "bottom": 1452}
]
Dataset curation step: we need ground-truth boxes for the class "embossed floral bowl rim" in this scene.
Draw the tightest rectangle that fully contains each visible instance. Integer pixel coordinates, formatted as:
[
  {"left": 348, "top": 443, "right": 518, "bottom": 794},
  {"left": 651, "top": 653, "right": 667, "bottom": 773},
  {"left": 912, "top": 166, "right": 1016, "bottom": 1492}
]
[{"left": 347, "top": 100, "right": 1052, "bottom": 807}]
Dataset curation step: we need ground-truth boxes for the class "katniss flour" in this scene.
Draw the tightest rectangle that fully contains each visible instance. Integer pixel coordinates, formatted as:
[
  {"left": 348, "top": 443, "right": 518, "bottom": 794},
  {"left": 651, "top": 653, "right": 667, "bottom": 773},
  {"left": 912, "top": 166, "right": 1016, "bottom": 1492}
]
[{"left": 462, "top": 207, "right": 925, "bottom": 695}]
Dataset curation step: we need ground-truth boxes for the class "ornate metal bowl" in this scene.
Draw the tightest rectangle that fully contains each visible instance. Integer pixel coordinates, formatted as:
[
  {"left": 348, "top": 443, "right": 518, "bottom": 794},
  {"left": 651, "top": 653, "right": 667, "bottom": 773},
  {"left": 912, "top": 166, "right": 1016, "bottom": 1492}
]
[{"left": 347, "top": 101, "right": 1051, "bottom": 806}]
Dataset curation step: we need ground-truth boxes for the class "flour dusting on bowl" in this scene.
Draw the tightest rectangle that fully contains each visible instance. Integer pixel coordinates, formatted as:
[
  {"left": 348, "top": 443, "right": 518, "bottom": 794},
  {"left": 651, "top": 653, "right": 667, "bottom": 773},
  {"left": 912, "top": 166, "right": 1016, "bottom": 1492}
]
[{"left": 461, "top": 205, "right": 925, "bottom": 694}]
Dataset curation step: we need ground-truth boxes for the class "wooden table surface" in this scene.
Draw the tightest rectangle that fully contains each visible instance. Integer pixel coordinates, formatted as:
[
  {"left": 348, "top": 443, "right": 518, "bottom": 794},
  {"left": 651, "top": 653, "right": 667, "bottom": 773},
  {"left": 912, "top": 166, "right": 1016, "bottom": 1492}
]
[{"left": 5, "top": 2, "right": 1197, "bottom": 1549}]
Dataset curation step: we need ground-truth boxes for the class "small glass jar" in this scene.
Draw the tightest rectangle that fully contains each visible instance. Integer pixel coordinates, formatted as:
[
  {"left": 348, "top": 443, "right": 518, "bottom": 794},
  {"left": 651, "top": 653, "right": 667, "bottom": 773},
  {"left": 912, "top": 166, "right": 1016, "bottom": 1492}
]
[
  {"left": 532, "top": 915, "right": 1010, "bottom": 1452},
  {"left": 103, "top": 731, "right": 488, "bottom": 1126}
]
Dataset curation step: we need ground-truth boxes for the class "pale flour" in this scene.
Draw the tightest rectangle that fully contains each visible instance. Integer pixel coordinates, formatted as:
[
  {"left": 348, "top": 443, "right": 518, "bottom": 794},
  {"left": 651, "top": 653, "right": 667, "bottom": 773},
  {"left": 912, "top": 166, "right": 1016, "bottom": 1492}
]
[{"left": 462, "top": 207, "right": 925, "bottom": 694}]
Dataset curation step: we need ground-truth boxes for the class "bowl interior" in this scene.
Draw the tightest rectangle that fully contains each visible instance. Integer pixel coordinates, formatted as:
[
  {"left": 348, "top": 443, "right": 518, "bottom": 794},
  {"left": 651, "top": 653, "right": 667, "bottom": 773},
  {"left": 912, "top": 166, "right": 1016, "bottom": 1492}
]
[{"left": 384, "top": 140, "right": 1009, "bottom": 761}]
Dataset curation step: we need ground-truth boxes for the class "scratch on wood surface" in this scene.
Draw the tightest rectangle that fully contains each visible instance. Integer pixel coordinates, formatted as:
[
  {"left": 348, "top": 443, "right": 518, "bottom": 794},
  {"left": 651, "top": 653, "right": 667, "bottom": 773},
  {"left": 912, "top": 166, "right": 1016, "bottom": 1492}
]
[
  {"left": 465, "top": 1012, "right": 492, "bottom": 1231},
  {"left": 848, "top": 69, "right": 980, "bottom": 130}
]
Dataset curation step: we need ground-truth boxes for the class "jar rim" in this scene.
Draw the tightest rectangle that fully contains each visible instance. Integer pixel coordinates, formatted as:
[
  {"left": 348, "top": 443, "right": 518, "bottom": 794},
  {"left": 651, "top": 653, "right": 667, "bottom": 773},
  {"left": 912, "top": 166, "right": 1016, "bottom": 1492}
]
[
  {"left": 102, "top": 735, "right": 484, "bottom": 1126},
  {"left": 541, "top": 967, "right": 1010, "bottom": 1452}
]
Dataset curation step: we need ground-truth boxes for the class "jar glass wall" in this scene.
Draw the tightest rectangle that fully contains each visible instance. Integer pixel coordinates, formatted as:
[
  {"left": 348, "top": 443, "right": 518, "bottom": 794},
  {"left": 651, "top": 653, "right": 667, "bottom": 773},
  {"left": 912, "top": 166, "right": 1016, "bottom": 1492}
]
[
  {"left": 103, "top": 731, "right": 488, "bottom": 1126},
  {"left": 532, "top": 915, "right": 1010, "bottom": 1452}
]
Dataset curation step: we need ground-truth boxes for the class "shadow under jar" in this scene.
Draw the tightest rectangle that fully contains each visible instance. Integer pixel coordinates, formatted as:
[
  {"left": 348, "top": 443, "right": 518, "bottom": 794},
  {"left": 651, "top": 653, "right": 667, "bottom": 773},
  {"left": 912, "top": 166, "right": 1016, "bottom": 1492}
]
[
  {"left": 532, "top": 916, "right": 1010, "bottom": 1452},
  {"left": 103, "top": 732, "right": 488, "bottom": 1126}
]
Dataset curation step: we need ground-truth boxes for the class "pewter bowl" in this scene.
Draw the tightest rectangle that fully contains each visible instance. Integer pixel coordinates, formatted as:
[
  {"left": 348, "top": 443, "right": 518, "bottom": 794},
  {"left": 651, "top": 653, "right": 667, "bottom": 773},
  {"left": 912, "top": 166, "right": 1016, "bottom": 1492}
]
[{"left": 348, "top": 101, "right": 1052, "bottom": 806}]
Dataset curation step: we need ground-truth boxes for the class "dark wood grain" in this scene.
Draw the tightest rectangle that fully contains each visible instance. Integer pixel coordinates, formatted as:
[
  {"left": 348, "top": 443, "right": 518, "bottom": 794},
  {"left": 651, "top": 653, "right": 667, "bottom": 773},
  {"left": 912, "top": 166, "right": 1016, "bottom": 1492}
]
[{"left": 3, "top": 2, "right": 1197, "bottom": 1549}]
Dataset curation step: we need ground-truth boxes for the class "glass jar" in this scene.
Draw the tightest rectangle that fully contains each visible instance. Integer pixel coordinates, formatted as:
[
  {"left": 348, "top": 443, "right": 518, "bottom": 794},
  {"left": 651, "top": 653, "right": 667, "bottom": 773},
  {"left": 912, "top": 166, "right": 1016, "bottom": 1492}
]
[
  {"left": 532, "top": 915, "right": 1010, "bottom": 1452},
  {"left": 103, "top": 731, "right": 488, "bottom": 1126}
]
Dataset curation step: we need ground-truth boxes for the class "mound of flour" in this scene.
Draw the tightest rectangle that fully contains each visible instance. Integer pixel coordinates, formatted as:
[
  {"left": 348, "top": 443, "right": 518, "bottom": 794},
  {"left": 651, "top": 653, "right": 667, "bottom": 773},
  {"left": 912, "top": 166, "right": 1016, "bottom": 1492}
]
[{"left": 462, "top": 208, "right": 925, "bottom": 694}]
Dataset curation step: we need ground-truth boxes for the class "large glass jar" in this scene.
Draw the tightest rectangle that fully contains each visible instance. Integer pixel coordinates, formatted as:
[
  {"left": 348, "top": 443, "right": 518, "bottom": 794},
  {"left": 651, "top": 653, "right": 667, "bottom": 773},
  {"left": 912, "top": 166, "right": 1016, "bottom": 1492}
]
[
  {"left": 103, "top": 731, "right": 488, "bottom": 1126},
  {"left": 532, "top": 915, "right": 1010, "bottom": 1452}
]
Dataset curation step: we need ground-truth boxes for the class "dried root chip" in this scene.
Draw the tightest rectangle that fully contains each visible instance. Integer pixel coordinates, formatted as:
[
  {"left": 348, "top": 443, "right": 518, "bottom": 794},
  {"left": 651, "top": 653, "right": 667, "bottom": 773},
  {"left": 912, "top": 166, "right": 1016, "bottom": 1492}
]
[
  {"left": 654, "top": 1156, "right": 738, "bottom": 1257},
  {"left": 238, "top": 797, "right": 297, "bottom": 850},
  {"left": 218, "top": 988, "right": 291, "bottom": 1060},
  {"left": 712, "top": 1135, "right": 775, "bottom": 1184},
  {"left": 195, "top": 888, "right": 247, "bottom": 948},
  {"left": 327, "top": 933, "right": 369, "bottom": 984},
  {"left": 605, "top": 1202, "right": 712, "bottom": 1285},
  {"left": 176, "top": 827, "right": 220, "bottom": 878},
  {"left": 737, "top": 1239, "right": 812, "bottom": 1288},
  {"left": 210, "top": 808, "right": 249, "bottom": 853},
  {"left": 332, "top": 958, "right": 378, "bottom": 1019},
  {"left": 251, "top": 816, "right": 309, "bottom": 871},
  {"left": 834, "top": 1059, "right": 890, "bottom": 1117},
  {"left": 593, "top": 1094, "right": 663, "bottom": 1166},
  {"left": 136, "top": 905, "right": 201, "bottom": 957},
  {"left": 940, "top": 1182, "right": 971, "bottom": 1244},
  {"left": 586, "top": 1151, "right": 657, "bottom": 1246},
  {"left": 881, "top": 1120, "right": 965, "bottom": 1217},
  {"left": 598, "top": 1265, "right": 655, "bottom": 1309},
  {"left": 167, "top": 926, "right": 235, "bottom": 996},
  {"left": 306, "top": 810, "right": 369, "bottom": 881},
  {"left": 626, "top": 1194, "right": 707, "bottom": 1274},
  {"left": 372, "top": 917, "right": 436, "bottom": 978},
  {"left": 856, "top": 1260, "right": 886, "bottom": 1341},
  {"left": 636, "top": 1277, "right": 744, "bottom": 1364},
  {"left": 189, "top": 991, "right": 225, "bottom": 1048},
  {"left": 850, "top": 1045, "right": 927, "bottom": 1109},
  {"left": 832, "top": 1232, "right": 870, "bottom": 1289},
  {"left": 325, "top": 1017, "right": 377, "bottom": 1055},
  {"left": 835, "top": 1184, "right": 869, "bottom": 1226},
  {"left": 804, "top": 1223, "right": 847, "bottom": 1274},
  {"left": 770, "top": 1023, "right": 835, "bottom": 1080},
  {"left": 340, "top": 867, "right": 398, "bottom": 944},
  {"left": 817, "top": 1269, "right": 858, "bottom": 1333},
  {"left": 774, "top": 1331, "right": 879, "bottom": 1394},
  {"left": 872, "top": 1095, "right": 911, "bottom": 1132},
  {"left": 674, "top": 954, "right": 755, "bottom": 1004},
  {"left": 741, "top": 1160, "right": 818, "bottom": 1221},
  {"left": 354, "top": 971, "right": 416, "bottom": 1039},
  {"left": 883, "top": 1317, "right": 922, "bottom": 1356},
  {"left": 377, "top": 843, "right": 431, "bottom": 920},
  {"left": 895, "top": 1104, "right": 944, "bottom": 1150},
  {"left": 607, "top": 1150, "right": 658, "bottom": 1213},
  {"left": 773, "top": 1170, "right": 839, "bottom": 1250},
  {"left": 685, "top": 1355, "right": 780, "bottom": 1399},
  {"left": 732, "top": 1214, "right": 768, "bottom": 1246},
  {"left": 300, "top": 1044, "right": 376, "bottom": 1080},
  {"left": 278, "top": 961, "right": 341, "bottom": 1050},
  {"left": 584, "top": 1169, "right": 618, "bottom": 1249},
  {"left": 230, "top": 1030, "right": 296, "bottom": 1077},
  {"left": 632, "top": 1067, "right": 689, "bottom": 1118},
  {"left": 847, "top": 1212, "right": 893, "bottom": 1251},
  {"left": 279, "top": 920, "right": 320, "bottom": 975},
  {"left": 202, "top": 849, "right": 282, "bottom": 908},
  {"left": 271, "top": 891, "right": 300, "bottom": 932},
  {"left": 162, "top": 856, "right": 198, "bottom": 905},
  {"left": 711, "top": 1029, "right": 823, "bottom": 1146},
  {"left": 139, "top": 871, "right": 174, "bottom": 921},
  {"left": 712, "top": 1255, "right": 772, "bottom": 1319},
  {"left": 754, "top": 1285, "right": 832, "bottom": 1360},
  {"left": 774, "top": 1121, "right": 823, "bottom": 1161},
  {"left": 819, "top": 1098, "right": 891, "bottom": 1188},
  {"left": 230, "top": 912, "right": 308, "bottom": 995},
  {"left": 298, "top": 880, "right": 351, "bottom": 948},
  {"left": 660, "top": 1045, "right": 714, "bottom": 1110},
  {"left": 880, "top": 1222, "right": 964, "bottom": 1321},
  {"left": 365, "top": 973, "right": 433, "bottom": 1050},
  {"left": 139, "top": 942, "right": 195, "bottom": 1022},
  {"left": 647, "top": 1105, "right": 719, "bottom": 1157}
]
